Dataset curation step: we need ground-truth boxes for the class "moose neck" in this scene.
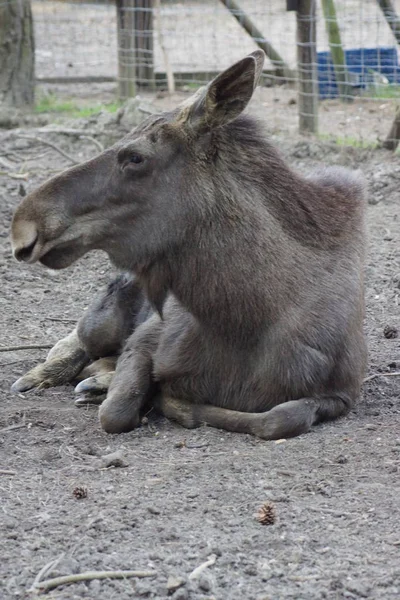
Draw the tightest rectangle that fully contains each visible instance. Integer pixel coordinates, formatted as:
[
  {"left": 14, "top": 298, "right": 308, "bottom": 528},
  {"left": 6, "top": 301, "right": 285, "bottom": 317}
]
[
  {"left": 138, "top": 143, "right": 305, "bottom": 344},
  {"left": 134, "top": 116, "right": 327, "bottom": 345}
]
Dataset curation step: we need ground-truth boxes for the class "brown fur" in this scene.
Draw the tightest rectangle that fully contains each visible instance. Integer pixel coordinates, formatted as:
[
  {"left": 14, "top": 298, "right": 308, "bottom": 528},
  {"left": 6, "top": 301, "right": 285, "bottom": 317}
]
[{"left": 11, "top": 51, "right": 367, "bottom": 438}]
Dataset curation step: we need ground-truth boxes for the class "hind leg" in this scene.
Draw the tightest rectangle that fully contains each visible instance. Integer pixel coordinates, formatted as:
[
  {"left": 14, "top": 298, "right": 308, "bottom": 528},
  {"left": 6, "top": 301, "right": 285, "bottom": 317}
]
[{"left": 155, "top": 392, "right": 353, "bottom": 440}]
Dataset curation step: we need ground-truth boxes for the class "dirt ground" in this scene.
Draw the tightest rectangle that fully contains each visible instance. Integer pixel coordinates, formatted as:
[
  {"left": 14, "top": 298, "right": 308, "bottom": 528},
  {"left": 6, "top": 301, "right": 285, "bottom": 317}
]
[{"left": 0, "top": 93, "right": 400, "bottom": 600}]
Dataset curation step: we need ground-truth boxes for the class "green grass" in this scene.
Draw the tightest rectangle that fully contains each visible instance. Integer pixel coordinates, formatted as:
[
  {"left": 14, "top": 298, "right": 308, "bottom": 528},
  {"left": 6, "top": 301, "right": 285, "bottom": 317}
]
[
  {"left": 318, "top": 133, "right": 378, "bottom": 149},
  {"left": 34, "top": 93, "right": 121, "bottom": 118},
  {"left": 362, "top": 84, "right": 400, "bottom": 100}
]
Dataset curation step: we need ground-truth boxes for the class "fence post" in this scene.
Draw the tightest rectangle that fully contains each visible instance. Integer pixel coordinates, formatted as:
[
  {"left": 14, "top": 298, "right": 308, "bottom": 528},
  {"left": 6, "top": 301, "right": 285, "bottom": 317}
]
[
  {"left": 135, "top": 0, "right": 154, "bottom": 89},
  {"left": 116, "top": 0, "right": 154, "bottom": 99},
  {"left": 296, "top": 0, "right": 318, "bottom": 133},
  {"left": 116, "top": 0, "right": 136, "bottom": 99},
  {"left": 321, "top": 0, "right": 352, "bottom": 102}
]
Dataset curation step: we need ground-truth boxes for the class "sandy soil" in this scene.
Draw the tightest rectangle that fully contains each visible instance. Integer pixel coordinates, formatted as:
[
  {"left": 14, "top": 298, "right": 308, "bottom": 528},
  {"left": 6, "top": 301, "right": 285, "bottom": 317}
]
[{"left": 0, "top": 96, "right": 399, "bottom": 599}]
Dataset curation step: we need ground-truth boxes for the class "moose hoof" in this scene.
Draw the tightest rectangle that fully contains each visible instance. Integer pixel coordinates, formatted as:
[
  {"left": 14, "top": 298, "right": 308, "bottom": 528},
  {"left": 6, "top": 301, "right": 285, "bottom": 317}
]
[
  {"left": 11, "top": 376, "right": 36, "bottom": 393},
  {"left": 75, "top": 393, "right": 106, "bottom": 407},
  {"left": 99, "top": 401, "right": 141, "bottom": 434},
  {"left": 74, "top": 373, "right": 113, "bottom": 395}
]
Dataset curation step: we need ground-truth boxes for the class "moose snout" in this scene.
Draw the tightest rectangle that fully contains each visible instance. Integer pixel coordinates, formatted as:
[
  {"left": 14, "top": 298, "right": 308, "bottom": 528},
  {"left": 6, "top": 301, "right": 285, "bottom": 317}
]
[{"left": 11, "top": 220, "right": 39, "bottom": 263}]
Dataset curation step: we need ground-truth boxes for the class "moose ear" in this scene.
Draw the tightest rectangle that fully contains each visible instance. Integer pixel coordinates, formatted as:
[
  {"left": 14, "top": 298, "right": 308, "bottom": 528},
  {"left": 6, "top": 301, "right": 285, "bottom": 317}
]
[{"left": 178, "top": 50, "right": 265, "bottom": 134}]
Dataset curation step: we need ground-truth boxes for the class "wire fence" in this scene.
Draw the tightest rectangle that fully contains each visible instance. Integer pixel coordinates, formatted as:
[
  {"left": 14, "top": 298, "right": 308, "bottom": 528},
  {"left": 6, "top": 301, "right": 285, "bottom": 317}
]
[{"left": 28, "top": 0, "right": 400, "bottom": 147}]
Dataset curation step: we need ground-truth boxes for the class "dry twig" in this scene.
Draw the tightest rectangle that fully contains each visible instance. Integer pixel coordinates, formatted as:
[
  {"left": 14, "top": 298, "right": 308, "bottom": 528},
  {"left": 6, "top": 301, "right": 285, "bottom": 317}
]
[
  {"left": 0, "top": 423, "right": 28, "bottom": 433},
  {"left": 0, "top": 469, "right": 16, "bottom": 475},
  {"left": 30, "top": 569, "right": 157, "bottom": 593},
  {"left": 0, "top": 344, "right": 53, "bottom": 352},
  {"left": 15, "top": 135, "right": 79, "bottom": 165},
  {"left": 364, "top": 372, "right": 400, "bottom": 383},
  {"left": 79, "top": 135, "right": 104, "bottom": 153},
  {"left": 189, "top": 555, "right": 217, "bottom": 580}
]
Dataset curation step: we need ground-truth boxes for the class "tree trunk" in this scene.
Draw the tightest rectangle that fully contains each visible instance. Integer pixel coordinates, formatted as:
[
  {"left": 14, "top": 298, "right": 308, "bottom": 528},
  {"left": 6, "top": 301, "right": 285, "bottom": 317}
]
[{"left": 0, "top": 0, "right": 35, "bottom": 108}]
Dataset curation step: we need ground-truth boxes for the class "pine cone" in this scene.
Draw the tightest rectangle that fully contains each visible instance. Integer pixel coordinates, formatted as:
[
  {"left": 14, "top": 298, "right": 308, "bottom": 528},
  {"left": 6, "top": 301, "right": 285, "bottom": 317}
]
[
  {"left": 257, "top": 502, "right": 276, "bottom": 526},
  {"left": 73, "top": 486, "right": 88, "bottom": 500},
  {"left": 383, "top": 324, "right": 398, "bottom": 339}
]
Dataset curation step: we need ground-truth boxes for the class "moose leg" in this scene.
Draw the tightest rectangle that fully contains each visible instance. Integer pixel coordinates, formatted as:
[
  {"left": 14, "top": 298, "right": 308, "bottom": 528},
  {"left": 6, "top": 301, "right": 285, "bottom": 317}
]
[
  {"left": 155, "top": 393, "right": 352, "bottom": 440},
  {"left": 11, "top": 273, "right": 147, "bottom": 395},
  {"left": 11, "top": 329, "right": 89, "bottom": 393},
  {"left": 99, "top": 314, "right": 163, "bottom": 434}
]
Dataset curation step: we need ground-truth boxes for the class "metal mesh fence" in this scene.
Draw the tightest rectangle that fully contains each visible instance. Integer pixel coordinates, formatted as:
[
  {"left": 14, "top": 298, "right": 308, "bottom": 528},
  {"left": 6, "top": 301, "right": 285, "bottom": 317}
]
[{"left": 15, "top": 1, "right": 400, "bottom": 146}]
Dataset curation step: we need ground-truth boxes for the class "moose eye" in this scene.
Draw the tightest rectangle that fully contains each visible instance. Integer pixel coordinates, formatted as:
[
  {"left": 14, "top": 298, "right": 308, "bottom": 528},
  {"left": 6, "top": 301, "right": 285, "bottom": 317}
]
[{"left": 129, "top": 153, "right": 143, "bottom": 164}]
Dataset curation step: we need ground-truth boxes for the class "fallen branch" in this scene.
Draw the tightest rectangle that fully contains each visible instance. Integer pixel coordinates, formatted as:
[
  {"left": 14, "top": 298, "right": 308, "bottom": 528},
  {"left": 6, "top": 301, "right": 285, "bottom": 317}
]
[
  {"left": 0, "top": 469, "right": 16, "bottom": 475},
  {"left": 0, "top": 156, "right": 14, "bottom": 169},
  {"left": 79, "top": 135, "right": 104, "bottom": 153},
  {"left": 14, "top": 135, "right": 79, "bottom": 165},
  {"left": 46, "top": 317, "right": 78, "bottom": 323},
  {"left": 363, "top": 371, "right": 400, "bottom": 383},
  {"left": 189, "top": 554, "right": 217, "bottom": 580},
  {"left": 30, "top": 569, "right": 157, "bottom": 593},
  {"left": 0, "top": 171, "right": 29, "bottom": 180},
  {"left": 0, "top": 422, "right": 28, "bottom": 432},
  {"left": 0, "top": 344, "right": 53, "bottom": 352},
  {"left": 13, "top": 127, "right": 101, "bottom": 136},
  {"left": 30, "top": 555, "right": 65, "bottom": 592}
]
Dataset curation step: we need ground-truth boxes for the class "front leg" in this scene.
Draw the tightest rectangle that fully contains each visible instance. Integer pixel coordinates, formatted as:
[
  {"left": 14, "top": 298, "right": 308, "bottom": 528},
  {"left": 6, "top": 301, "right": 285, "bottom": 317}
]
[
  {"left": 74, "top": 357, "right": 118, "bottom": 406},
  {"left": 11, "top": 329, "right": 89, "bottom": 393},
  {"left": 99, "top": 314, "right": 163, "bottom": 433}
]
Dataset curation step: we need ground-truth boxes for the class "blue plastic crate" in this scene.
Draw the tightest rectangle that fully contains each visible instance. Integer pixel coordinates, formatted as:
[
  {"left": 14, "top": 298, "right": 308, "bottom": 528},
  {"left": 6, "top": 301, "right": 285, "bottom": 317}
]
[{"left": 317, "top": 46, "right": 400, "bottom": 99}]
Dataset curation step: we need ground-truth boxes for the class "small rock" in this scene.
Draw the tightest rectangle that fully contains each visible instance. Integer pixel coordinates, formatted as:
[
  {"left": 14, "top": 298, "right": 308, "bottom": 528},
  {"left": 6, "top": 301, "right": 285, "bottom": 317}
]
[
  {"left": 100, "top": 449, "right": 129, "bottom": 468},
  {"left": 335, "top": 454, "right": 348, "bottom": 464},
  {"left": 167, "top": 575, "right": 185, "bottom": 594},
  {"left": 147, "top": 506, "right": 161, "bottom": 515},
  {"left": 365, "top": 424, "right": 377, "bottom": 431},
  {"left": 172, "top": 589, "right": 189, "bottom": 600},
  {"left": 198, "top": 574, "right": 213, "bottom": 592}
]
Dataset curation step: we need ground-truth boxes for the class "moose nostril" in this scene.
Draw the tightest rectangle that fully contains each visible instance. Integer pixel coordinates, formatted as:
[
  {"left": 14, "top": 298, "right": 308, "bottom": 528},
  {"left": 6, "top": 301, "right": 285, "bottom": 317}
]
[{"left": 14, "top": 236, "right": 38, "bottom": 262}]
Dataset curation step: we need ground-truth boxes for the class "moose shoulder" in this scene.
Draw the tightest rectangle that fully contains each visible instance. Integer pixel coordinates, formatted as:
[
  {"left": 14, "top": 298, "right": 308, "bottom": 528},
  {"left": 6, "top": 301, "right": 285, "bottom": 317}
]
[{"left": 11, "top": 50, "right": 367, "bottom": 439}]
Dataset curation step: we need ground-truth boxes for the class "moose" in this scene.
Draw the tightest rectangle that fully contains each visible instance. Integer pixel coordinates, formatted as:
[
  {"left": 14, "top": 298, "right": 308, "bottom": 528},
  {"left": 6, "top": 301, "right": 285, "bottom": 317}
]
[{"left": 11, "top": 50, "right": 367, "bottom": 439}]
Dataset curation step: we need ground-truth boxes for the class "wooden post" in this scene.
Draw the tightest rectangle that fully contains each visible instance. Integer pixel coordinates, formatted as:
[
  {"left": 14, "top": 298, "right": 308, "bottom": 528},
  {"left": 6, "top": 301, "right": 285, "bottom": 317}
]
[
  {"left": 116, "top": 0, "right": 154, "bottom": 99},
  {"left": 382, "top": 105, "right": 400, "bottom": 150},
  {"left": 116, "top": 0, "right": 136, "bottom": 99},
  {"left": 135, "top": 0, "right": 154, "bottom": 89},
  {"left": 321, "top": 0, "right": 352, "bottom": 102},
  {"left": 219, "top": 0, "right": 291, "bottom": 80},
  {"left": 377, "top": 0, "right": 400, "bottom": 46},
  {"left": 296, "top": 1, "right": 318, "bottom": 133}
]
